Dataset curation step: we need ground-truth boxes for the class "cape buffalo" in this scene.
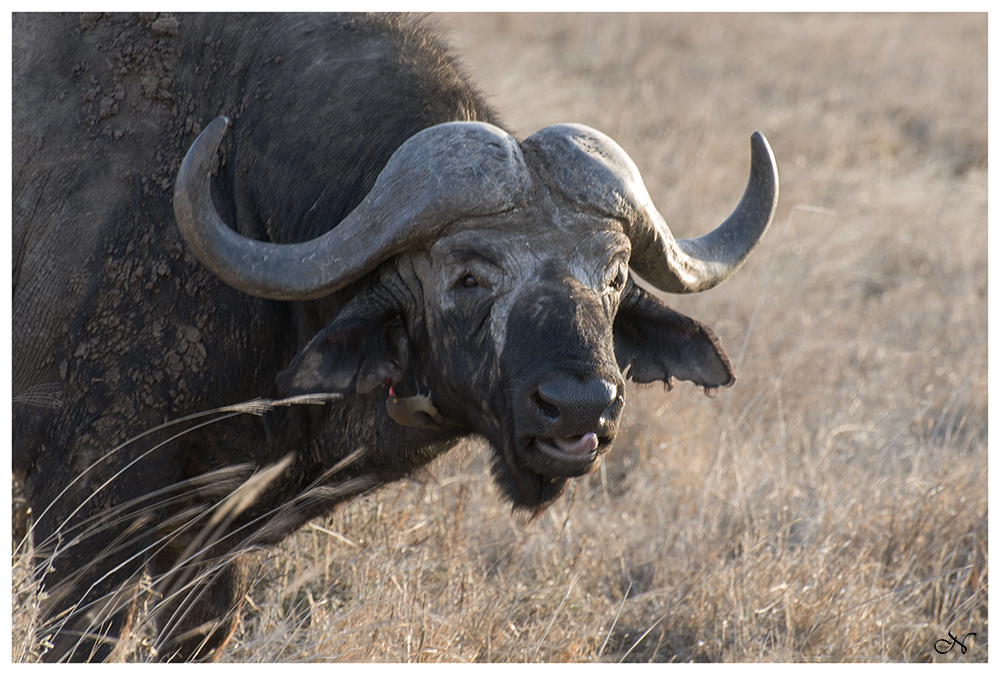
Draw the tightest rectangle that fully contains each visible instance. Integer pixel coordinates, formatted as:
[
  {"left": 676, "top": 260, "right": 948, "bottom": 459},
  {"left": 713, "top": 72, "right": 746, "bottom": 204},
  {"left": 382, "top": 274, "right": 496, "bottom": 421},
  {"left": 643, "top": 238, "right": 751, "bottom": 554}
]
[{"left": 12, "top": 13, "right": 778, "bottom": 662}]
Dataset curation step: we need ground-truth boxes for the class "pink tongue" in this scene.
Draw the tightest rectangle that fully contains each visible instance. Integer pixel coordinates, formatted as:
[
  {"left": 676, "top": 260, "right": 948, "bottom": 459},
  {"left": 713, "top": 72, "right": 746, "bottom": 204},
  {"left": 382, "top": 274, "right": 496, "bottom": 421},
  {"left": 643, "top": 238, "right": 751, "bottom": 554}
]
[{"left": 553, "top": 432, "right": 599, "bottom": 456}]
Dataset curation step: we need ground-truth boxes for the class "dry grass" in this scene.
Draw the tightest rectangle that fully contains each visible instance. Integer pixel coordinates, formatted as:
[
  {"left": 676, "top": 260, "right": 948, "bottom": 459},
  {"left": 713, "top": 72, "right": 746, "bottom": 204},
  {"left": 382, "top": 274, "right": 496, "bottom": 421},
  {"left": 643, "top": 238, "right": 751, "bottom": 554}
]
[{"left": 13, "top": 13, "right": 987, "bottom": 662}]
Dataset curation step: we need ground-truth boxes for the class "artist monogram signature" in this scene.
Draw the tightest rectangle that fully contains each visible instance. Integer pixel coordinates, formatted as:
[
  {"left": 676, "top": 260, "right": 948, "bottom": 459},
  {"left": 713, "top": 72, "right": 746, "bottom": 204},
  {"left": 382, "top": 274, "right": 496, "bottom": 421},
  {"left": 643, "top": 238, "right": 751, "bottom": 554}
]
[{"left": 934, "top": 631, "right": 976, "bottom": 655}]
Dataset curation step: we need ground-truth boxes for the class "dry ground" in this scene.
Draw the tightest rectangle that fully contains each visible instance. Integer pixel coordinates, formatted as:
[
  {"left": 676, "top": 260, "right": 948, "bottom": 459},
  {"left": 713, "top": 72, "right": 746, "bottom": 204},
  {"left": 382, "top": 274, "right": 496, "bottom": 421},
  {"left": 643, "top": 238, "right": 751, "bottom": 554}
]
[{"left": 13, "top": 13, "right": 987, "bottom": 662}]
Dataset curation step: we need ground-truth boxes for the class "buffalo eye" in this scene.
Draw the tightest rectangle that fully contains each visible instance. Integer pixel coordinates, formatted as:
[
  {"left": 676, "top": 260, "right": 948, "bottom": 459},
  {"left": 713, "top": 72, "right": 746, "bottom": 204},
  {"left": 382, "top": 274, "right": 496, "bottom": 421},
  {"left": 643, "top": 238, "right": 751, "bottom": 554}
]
[{"left": 608, "top": 265, "right": 627, "bottom": 292}]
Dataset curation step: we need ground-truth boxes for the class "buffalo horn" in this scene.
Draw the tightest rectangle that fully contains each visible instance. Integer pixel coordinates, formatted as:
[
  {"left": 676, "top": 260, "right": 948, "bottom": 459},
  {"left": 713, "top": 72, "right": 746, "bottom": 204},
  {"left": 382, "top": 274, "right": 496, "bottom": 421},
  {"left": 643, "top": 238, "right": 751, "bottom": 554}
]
[
  {"left": 173, "top": 116, "right": 532, "bottom": 301},
  {"left": 523, "top": 124, "right": 779, "bottom": 293}
]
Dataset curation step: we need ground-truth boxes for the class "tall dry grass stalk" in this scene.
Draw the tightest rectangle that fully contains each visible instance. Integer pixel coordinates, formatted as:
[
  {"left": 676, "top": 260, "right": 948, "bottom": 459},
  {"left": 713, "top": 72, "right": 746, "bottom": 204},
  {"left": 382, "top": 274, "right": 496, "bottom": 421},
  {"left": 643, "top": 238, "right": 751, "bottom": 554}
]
[{"left": 13, "top": 13, "right": 986, "bottom": 662}]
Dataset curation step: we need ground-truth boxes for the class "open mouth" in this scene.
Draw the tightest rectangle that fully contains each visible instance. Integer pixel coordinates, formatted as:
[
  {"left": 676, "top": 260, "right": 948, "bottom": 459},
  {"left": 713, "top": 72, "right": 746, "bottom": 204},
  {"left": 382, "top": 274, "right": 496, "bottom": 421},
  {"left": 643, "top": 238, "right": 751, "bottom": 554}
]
[
  {"left": 519, "top": 432, "right": 604, "bottom": 478},
  {"left": 535, "top": 432, "right": 599, "bottom": 460},
  {"left": 499, "top": 432, "right": 613, "bottom": 509}
]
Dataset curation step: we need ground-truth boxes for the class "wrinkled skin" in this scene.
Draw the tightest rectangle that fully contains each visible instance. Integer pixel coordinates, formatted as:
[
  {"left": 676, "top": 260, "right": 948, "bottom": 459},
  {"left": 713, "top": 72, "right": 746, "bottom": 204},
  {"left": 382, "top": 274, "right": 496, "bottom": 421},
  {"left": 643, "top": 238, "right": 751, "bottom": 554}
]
[{"left": 14, "top": 13, "right": 748, "bottom": 662}]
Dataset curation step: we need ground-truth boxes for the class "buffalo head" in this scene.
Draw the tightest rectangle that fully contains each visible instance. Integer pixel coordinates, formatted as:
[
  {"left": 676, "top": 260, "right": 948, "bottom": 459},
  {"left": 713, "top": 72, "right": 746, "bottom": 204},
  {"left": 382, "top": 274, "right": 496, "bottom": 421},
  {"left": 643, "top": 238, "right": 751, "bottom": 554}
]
[{"left": 174, "top": 117, "right": 778, "bottom": 509}]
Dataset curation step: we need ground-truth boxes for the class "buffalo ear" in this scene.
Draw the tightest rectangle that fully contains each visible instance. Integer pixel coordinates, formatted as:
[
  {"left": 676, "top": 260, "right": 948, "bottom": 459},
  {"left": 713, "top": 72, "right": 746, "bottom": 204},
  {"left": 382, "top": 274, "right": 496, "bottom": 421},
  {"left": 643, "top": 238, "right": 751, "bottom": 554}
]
[
  {"left": 614, "top": 279, "right": 735, "bottom": 391},
  {"left": 277, "top": 288, "right": 410, "bottom": 396}
]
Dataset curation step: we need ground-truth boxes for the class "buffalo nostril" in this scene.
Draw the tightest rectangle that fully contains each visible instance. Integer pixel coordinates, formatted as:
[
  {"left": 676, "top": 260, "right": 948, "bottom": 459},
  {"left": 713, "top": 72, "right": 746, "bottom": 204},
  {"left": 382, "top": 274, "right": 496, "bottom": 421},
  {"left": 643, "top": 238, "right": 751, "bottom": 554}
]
[
  {"left": 535, "top": 378, "right": 618, "bottom": 429},
  {"left": 533, "top": 391, "right": 561, "bottom": 420}
]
